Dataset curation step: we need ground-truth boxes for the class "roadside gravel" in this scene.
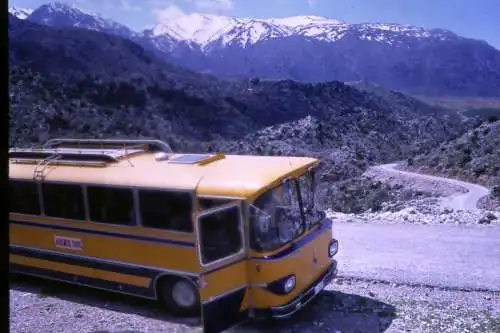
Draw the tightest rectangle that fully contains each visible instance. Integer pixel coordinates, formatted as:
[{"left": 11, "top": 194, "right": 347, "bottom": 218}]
[
  {"left": 10, "top": 276, "right": 500, "bottom": 333},
  {"left": 9, "top": 276, "right": 203, "bottom": 333},
  {"left": 327, "top": 204, "right": 499, "bottom": 226}
]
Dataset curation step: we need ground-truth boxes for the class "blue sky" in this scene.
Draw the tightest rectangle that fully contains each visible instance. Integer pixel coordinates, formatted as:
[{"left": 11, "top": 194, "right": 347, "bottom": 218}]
[{"left": 10, "top": 0, "right": 500, "bottom": 49}]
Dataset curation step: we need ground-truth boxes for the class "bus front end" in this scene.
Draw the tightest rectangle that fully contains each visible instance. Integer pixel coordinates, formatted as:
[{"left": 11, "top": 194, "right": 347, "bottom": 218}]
[{"left": 248, "top": 168, "right": 339, "bottom": 319}]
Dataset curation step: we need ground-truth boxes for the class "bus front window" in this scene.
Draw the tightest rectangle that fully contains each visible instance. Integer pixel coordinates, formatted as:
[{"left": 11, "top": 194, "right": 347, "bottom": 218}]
[
  {"left": 249, "top": 179, "right": 305, "bottom": 252},
  {"left": 298, "top": 169, "right": 325, "bottom": 228}
]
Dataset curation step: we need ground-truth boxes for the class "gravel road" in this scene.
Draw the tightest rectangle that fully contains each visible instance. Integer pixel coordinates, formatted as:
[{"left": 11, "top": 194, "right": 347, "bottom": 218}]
[
  {"left": 333, "top": 162, "right": 499, "bottom": 226},
  {"left": 334, "top": 222, "right": 500, "bottom": 292},
  {"left": 373, "top": 163, "right": 491, "bottom": 210},
  {"left": 331, "top": 163, "right": 500, "bottom": 291},
  {"left": 10, "top": 275, "right": 500, "bottom": 333}
]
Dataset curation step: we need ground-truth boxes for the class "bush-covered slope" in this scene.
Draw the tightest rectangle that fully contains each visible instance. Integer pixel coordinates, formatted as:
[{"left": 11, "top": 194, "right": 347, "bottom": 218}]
[{"left": 407, "top": 120, "right": 500, "bottom": 190}]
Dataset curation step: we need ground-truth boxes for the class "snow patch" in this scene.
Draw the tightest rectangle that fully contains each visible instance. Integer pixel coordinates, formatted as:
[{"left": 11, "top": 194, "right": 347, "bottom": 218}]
[
  {"left": 8, "top": 7, "right": 34, "bottom": 19},
  {"left": 152, "top": 12, "right": 240, "bottom": 45}
]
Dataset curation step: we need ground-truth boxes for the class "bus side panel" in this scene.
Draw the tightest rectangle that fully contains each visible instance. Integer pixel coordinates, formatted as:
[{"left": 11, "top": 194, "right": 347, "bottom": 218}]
[
  {"left": 9, "top": 254, "right": 155, "bottom": 298},
  {"left": 201, "top": 257, "right": 250, "bottom": 333},
  {"left": 9, "top": 216, "right": 199, "bottom": 299}
]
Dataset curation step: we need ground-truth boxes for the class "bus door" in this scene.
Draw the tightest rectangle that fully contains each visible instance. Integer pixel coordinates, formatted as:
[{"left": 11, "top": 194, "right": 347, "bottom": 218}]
[{"left": 195, "top": 202, "right": 251, "bottom": 333}]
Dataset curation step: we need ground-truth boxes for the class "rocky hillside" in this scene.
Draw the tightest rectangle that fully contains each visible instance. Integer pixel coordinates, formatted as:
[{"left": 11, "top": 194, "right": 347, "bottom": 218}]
[
  {"left": 9, "top": 15, "right": 472, "bottom": 212},
  {"left": 211, "top": 98, "right": 468, "bottom": 209},
  {"left": 8, "top": 13, "right": 255, "bottom": 147},
  {"left": 10, "top": 2, "right": 500, "bottom": 97},
  {"left": 404, "top": 120, "right": 500, "bottom": 208}
]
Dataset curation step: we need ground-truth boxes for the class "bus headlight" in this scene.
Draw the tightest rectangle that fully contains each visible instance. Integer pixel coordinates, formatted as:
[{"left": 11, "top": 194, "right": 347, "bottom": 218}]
[
  {"left": 283, "top": 275, "right": 296, "bottom": 293},
  {"left": 329, "top": 239, "right": 339, "bottom": 257}
]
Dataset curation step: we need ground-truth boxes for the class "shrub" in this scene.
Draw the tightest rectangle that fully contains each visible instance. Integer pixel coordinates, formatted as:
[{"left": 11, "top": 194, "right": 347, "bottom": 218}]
[
  {"left": 493, "top": 185, "right": 500, "bottom": 197},
  {"left": 487, "top": 115, "right": 499, "bottom": 123}
]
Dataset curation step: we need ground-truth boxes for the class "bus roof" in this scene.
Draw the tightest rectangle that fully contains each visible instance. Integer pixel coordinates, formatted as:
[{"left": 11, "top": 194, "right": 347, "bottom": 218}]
[{"left": 9, "top": 150, "right": 319, "bottom": 199}]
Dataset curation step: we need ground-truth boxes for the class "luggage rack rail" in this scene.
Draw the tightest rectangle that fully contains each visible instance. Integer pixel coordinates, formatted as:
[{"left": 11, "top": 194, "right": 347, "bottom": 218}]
[
  {"left": 10, "top": 138, "right": 172, "bottom": 180},
  {"left": 33, "top": 153, "right": 62, "bottom": 181},
  {"left": 42, "top": 138, "right": 173, "bottom": 153},
  {"left": 9, "top": 148, "right": 123, "bottom": 180}
]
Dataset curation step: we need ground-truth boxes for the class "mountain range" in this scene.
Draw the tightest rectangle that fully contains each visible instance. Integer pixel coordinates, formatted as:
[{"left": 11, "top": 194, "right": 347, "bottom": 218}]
[{"left": 9, "top": 2, "right": 500, "bottom": 97}]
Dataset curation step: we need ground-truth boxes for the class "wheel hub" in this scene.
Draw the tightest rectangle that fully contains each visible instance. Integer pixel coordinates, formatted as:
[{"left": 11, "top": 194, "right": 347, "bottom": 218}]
[{"left": 171, "top": 281, "right": 196, "bottom": 308}]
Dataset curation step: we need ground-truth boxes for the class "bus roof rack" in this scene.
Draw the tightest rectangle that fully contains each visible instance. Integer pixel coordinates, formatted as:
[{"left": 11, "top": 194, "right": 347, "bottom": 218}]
[
  {"left": 8, "top": 148, "right": 135, "bottom": 164},
  {"left": 9, "top": 147, "right": 141, "bottom": 180},
  {"left": 42, "top": 138, "right": 173, "bottom": 153}
]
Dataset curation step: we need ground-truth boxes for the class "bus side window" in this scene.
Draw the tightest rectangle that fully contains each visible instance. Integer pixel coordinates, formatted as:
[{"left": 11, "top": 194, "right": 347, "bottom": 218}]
[
  {"left": 199, "top": 205, "right": 243, "bottom": 265},
  {"left": 87, "top": 186, "right": 135, "bottom": 225},
  {"left": 43, "top": 183, "right": 85, "bottom": 220},
  {"left": 9, "top": 180, "right": 41, "bottom": 215},
  {"left": 138, "top": 189, "right": 193, "bottom": 232}
]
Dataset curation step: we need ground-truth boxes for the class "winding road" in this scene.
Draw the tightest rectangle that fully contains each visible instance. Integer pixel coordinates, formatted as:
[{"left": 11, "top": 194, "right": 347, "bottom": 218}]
[
  {"left": 375, "top": 163, "right": 491, "bottom": 210},
  {"left": 332, "top": 163, "right": 500, "bottom": 292}
]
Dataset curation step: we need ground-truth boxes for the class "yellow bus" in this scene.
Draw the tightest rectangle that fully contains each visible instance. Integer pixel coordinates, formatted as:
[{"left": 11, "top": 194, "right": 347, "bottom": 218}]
[{"left": 9, "top": 138, "right": 339, "bottom": 332}]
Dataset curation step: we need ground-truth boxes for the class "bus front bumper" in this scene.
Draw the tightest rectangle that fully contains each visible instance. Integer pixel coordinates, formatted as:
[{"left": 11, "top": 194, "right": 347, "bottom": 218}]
[{"left": 260, "top": 260, "right": 338, "bottom": 319}]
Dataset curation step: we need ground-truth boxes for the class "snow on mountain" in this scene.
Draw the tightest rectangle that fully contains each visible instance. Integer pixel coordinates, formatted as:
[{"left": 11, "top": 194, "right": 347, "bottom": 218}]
[
  {"left": 14, "top": 1, "right": 497, "bottom": 96},
  {"left": 28, "top": 2, "right": 136, "bottom": 37},
  {"left": 352, "top": 23, "right": 455, "bottom": 44},
  {"left": 8, "top": 7, "right": 34, "bottom": 20},
  {"left": 20, "top": 2, "right": 456, "bottom": 50},
  {"left": 149, "top": 13, "right": 347, "bottom": 47},
  {"left": 150, "top": 11, "right": 455, "bottom": 49},
  {"left": 150, "top": 13, "right": 340, "bottom": 47},
  {"left": 212, "top": 20, "right": 292, "bottom": 47},
  {"left": 150, "top": 12, "right": 239, "bottom": 45}
]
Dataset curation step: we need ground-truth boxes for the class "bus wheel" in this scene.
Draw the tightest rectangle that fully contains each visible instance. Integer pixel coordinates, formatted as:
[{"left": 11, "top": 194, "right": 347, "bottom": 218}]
[{"left": 160, "top": 277, "right": 200, "bottom": 316}]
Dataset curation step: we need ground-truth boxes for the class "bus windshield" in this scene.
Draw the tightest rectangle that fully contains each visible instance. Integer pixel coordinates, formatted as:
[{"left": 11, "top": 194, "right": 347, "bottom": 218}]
[
  {"left": 298, "top": 169, "right": 325, "bottom": 228},
  {"left": 249, "top": 169, "right": 325, "bottom": 252},
  {"left": 249, "top": 179, "right": 304, "bottom": 252}
]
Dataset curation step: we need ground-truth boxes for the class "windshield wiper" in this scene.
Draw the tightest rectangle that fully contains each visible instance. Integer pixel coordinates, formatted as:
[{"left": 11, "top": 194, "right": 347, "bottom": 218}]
[{"left": 293, "top": 180, "right": 308, "bottom": 232}]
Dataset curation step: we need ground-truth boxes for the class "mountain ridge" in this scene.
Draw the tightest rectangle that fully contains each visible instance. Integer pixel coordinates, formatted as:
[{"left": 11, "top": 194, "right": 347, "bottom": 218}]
[
  {"left": 9, "top": 2, "right": 500, "bottom": 97},
  {"left": 8, "top": 3, "right": 466, "bottom": 48}
]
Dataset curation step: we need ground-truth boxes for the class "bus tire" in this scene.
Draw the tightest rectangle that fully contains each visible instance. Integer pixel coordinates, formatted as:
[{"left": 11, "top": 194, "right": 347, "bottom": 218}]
[{"left": 158, "top": 276, "right": 200, "bottom": 316}]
